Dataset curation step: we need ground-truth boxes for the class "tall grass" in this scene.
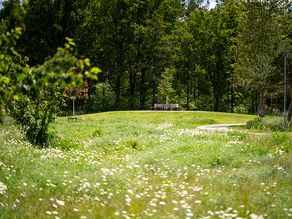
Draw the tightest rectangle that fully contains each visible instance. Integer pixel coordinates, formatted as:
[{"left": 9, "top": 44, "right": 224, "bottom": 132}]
[
  {"left": 0, "top": 111, "right": 291, "bottom": 218},
  {"left": 247, "top": 116, "right": 292, "bottom": 132}
]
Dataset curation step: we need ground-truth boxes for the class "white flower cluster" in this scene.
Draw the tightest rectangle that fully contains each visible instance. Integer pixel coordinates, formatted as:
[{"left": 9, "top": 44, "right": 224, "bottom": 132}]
[{"left": 0, "top": 181, "right": 7, "bottom": 195}]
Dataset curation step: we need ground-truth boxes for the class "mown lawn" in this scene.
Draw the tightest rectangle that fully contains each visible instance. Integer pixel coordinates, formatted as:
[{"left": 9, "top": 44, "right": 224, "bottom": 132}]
[{"left": 0, "top": 111, "right": 291, "bottom": 219}]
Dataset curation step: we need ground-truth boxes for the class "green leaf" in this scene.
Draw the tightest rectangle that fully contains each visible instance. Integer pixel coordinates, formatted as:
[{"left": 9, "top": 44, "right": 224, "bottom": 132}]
[
  {"left": 65, "top": 37, "right": 76, "bottom": 47},
  {"left": 90, "top": 67, "right": 101, "bottom": 74},
  {"left": 2, "top": 76, "right": 10, "bottom": 84},
  {"left": 15, "top": 27, "right": 22, "bottom": 34},
  {"left": 84, "top": 58, "right": 91, "bottom": 67},
  {"left": 65, "top": 37, "right": 73, "bottom": 42},
  {"left": 13, "top": 95, "right": 20, "bottom": 101}
]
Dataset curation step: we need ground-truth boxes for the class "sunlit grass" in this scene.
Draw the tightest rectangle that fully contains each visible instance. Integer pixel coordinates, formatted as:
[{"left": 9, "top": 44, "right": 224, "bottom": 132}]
[{"left": 0, "top": 111, "right": 291, "bottom": 218}]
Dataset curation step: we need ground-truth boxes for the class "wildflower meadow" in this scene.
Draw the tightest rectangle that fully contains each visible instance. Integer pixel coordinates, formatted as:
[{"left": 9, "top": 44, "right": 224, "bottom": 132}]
[{"left": 0, "top": 111, "right": 291, "bottom": 219}]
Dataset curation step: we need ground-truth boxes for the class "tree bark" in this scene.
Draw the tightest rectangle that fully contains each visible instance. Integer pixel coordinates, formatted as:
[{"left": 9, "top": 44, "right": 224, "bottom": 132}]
[
  {"left": 129, "top": 71, "right": 136, "bottom": 108},
  {"left": 186, "top": 51, "right": 191, "bottom": 110},
  {"left": 288, "top": 99, "right": 292, "bottom": 122},
  {"left": 212, "top": 54, "right": 223, "bottom": 112},
  {"left": 257, "top": 91, "right": 266, "bottom": 117},
  {"left": 152, "top": 80, "right": 157, "bottom": 108},
  {"left": 193, "top": 77, "right": 198, "bottom": 100},
  {"left": 186, "top": 79, "right": 190, "bottom": 110},
  {"left": 214, "top": 90, "right": 221, "bottom": 112},
  {"left": 230, "top": 87, "right": 235, "bottom": 113},
  {"left": 114, "top": 75, "right": 121, "bottom": 110},
  {"left": 251, "top": 92, "right": 257, "bottom": 114},
  {"left": 140, "top": 68, "right": 146, "bottom": 110}
]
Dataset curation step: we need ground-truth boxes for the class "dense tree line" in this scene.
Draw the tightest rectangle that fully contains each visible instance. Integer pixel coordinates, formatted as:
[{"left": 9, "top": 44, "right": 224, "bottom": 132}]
[{"left": 1, "top": 0, "right": 292, "bottom": 116}]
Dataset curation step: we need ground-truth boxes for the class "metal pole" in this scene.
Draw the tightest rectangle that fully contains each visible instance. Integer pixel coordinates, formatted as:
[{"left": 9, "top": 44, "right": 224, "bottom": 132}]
[{"left": 284, "top": 54, "right": 287, "bottom": 130}]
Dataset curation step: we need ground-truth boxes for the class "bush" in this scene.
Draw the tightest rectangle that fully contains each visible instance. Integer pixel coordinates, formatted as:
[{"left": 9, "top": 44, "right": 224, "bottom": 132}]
[
  {"left": 233, "top": 104, "right": 249, "bottom": 114},
  {"left": 192, "top": 95, "right": 213, "bottom": 111},
  {"left": 247, "top": 117, "right": 292, "bottom": 131},
  {"left": 6, "top": 37, "right": 100, "bottom": 147},
  {"left": 86, "top": 82, "right": 115, "bottom": 113}
]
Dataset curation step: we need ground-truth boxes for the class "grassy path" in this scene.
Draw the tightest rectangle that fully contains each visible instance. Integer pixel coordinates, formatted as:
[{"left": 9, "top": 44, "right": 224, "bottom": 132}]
[{"left": 197, "top": 123, "right": 246, "bottom": 131}]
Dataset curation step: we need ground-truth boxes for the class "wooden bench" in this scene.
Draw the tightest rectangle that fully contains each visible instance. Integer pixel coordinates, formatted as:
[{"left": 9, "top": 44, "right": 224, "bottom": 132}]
[{"left": 153, "top": 104, "right": 179, "bottom": 111}]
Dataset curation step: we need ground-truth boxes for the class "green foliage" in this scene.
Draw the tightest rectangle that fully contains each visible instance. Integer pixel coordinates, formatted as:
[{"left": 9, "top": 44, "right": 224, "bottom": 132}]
[
  {"left": 247, "top": 117, "right": 292, "bottom": 131},
  {"left": 11, "top": 39, "right": 99, "bottom": 147},
  {"left": 0, "top": 0, "right": 25, "bottom": 32},
  {"left": 234, "top": 0, "right": 289, "bottom": 116},
  {"left": 1, "top": 0, "right": 291, "bottom": 120},
  {"left": 157, "top": 67, "right": 176, "bottom": 104},
  {"left": 192, "top": 95, "right": 213, "bottom": 111},
  {"left": 124, "top": 139, "right": 141, "bottom": 150},
  {"left": 16, "top": 0, "right": 90, "bottom": 65},
  {"left": 85, "top": 82, "right": 115, "bottom": 113},
  {"left": 10, "top": 41, "right": 68, "bottom": 146},
  {"left": 271, "top": 132, "right": 290, "bottom": 145},
  {"left": 0, "top": 27, "right": 22, "bottom": 123},
  {"left": 174, "top": 0, "right": 241, "bottom": 111},
  {"left": 54, "top": 139, "right": 80, "bottom": 150},
  {"left": 75, "top": 0, "right": 184, "bottom": 109},
  {"left": 0, "top": 29, "right": 100, "bottom": 147}
]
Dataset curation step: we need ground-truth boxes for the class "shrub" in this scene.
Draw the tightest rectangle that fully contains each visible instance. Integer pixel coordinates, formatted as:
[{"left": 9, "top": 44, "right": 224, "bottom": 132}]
[
  {"left": 193, "top": 95, "right": 213, "bottom": 111},
  {"left": 247, "top": 117, "right": 292, "bottom": 132},
  {"left": 2, "top": 34, "right": 100, "bottom": 147},
  {"left": 125, "top": 140, "right": 142, "bottom": 150},
  {"left": 92, "top": 127, "right": 103, "bottom": 137}
]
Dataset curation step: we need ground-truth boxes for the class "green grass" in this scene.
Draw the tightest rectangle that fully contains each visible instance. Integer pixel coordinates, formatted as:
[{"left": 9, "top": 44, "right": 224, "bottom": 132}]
[
  {"left": 0, "top": 111, "right": 292, "bottom": 219},
  {"left": 247, "top": 116, "right": 292, "bottom": 132}
]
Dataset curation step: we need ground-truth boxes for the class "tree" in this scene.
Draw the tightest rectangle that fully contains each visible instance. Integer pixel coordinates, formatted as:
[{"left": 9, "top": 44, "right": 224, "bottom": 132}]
[
  {"left": 283, "top": 1, "right": 292, "bottom": 121},
  {"left": 0, "top": 0, "right": 25, "bottom": 32},
  {"left": 172, "top": 20, "right": 196, "bottom": 110},
  {"left": 183, "top": 1, "right": 239, "bottom": 112},
  {"left": 76, "top": 0, "right": 183, "bottom": 110},
  {"left": 234, "top": 0, "right": 285, "bottom": 117},
  {"left": 19, "top": 0, "right": 89, "bottom": 65},
  {"left": 0, "top": 27, "right": 22, "bottom": 123},
  {"left": 1, "top": 29, "right": 100, "bottom": 146},
  {"left": 157, "top": 67, "right": 176, "bottom": 104}
]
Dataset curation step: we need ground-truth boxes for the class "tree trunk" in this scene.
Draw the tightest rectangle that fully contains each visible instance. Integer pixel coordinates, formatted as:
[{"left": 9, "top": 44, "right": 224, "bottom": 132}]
[
  {"left": 114, "top": 75, "right": 121, "bottom": 110},
  {"left": 213, "top": 77, "right": 221, "bottom": 112},
  {"left": 257, "top": 92, "right": 266, "bottom": 117},
  {"left": 212, "top": 67, "right": 222, "bottom": 112},
  {"left": 186, "top": 80, "right": 190, "bottom": 110},
  {"left": 288, "top": 99, "right": 292, "bottom": 122},
  {"left": 186, "top": 51, "right": 191, "bottom": 110},
  {"left": 214, "top": 91, "right": 221, "bottom": 112},
  {"left": 129, "top": 71, "right": 136, "bottom": 108},
  {"left": 131, "top": 40, "right": 142, "bottom": 109},
  {"left": 212, "top": 46, "right": 224, "bottom": 112},
  {"left": 152, "top": 80, "right": 156, "bottom": 108},
  {"left": 251, "top": 92, "right": 257, "bottom": 114},
  {"left": 230, "top": 87, "right": 235, "bottom": 113},
  {"left": 193, "top": 77, "right": 198, "bottom": 100},
  {"left": 140, "top": 69, "right": 146, "bottom": 110}
]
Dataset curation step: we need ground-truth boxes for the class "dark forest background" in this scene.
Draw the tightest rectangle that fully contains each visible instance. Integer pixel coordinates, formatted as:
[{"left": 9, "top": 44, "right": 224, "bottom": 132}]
[{"left": 1, "top": 0, "right": 292, "bottom": 116}]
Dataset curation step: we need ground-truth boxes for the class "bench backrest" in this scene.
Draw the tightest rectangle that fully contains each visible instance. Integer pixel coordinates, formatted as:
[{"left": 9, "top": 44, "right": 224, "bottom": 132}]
[{"left": 154, "top": 104, "right": 179, "bottom": 109}]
